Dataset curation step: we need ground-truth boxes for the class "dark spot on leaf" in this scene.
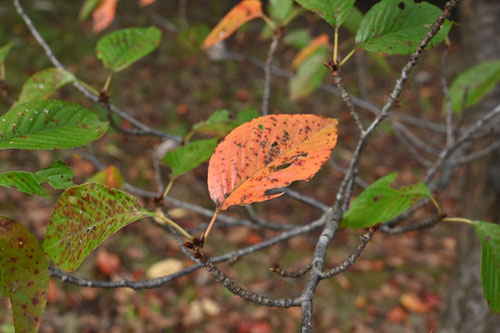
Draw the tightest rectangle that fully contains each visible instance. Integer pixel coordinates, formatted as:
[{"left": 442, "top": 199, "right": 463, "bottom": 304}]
[
  {"left": 373, "top": 194, "right": 383, "bottom": 202},
  {"left": 398, "top": 2, "right": 405, "bottom": 9}
]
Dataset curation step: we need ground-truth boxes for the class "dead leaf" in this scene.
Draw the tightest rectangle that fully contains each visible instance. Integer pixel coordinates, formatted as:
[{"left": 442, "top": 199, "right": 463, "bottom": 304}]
[
  {"left": 208, "top": 114, "right": 338, "bottom": 210},
  {"left": 202, "top": 0, "right": 263, "bottom": 49},
  {"left": 146, "top": 259, "right": 184, "bottom": 279},
  {"left": 292, "top": 34, "right": 329, "bottom": 69},
  {"left": 387, "top": 306, "right": 407, "bottom": 323},
  {"left": 96, "top": 250, "right": 121, "bottom": 276},
  {"left": 93, "top": 0, "right": 118, "bottom": 33},
  {"left": 400, "top": 293, "right": 429, "bottom": 313}
]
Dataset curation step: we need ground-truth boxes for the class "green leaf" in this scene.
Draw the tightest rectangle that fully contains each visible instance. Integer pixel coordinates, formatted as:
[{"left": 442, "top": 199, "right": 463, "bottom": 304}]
[
  {"left": 289, "top": 46, "right": 328, "bottom": 101},
  {"left": 14, "top": 68, "right": 76, "bottom": 107},
  {"left": 472, "top": 221, "right": 500, "bottom": 313},
  {"left": 43, "top": 183, "right": 154, "bottom": 271},
  {"left": 192, "top": 109, "right": 232, "bottom": 137},
  {"left": 269, "top": 0, "right": 293, "bottom": 22},
  {"left": 0, "top": 100, "right": 109, "bottom": 150},
  {"left": 87, "top": 165, "right": 124, "bottom": 189},
  {"left": 96, "top": 27, "right": 162, "bottom": 72},
  {"left": 0, "top": 42, "right": 13, "bottom": 63},
  {"left": 0, "top": 172, "right": 47, "bottom": 196},
  {"left": 343, "top": 6, "right": 363, "bottom": 33},
  {"left": 355, "top": 0, "right": 451, "bottom": 55},
  {"left": 342, "top": 172, "right": 431, "bottom": 229},
  {"left": 296, "top": 0, "right": 355, "bottom": 29},
  {"left": 0, "top": 161, "right": 74, "bottom": 196},
  {"left": 79, "top": 0, "right": 102, "bottom": 22},
  {"left": 0, "top": 217, "right": 49, "bottom": 333},
  {"left": 162, "top": 138, "right": 218, "bottom": 178},
  {"left": 449, "top": 60, "right": 500, "bottom": 112},
  {"left": 234, "top": 107, "right": 260, "bottom": 127},
  {"left": 283, "top": 29, "right": 312, "bottom": 49},
  {"left": 35, "top": 161, "right": 74, "bottom": 190}
]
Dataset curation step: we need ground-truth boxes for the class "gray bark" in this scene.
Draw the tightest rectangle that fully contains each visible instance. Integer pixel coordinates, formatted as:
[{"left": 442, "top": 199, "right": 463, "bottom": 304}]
[{"left": 440, "top": 0, "right": 500, "bottom": 331}]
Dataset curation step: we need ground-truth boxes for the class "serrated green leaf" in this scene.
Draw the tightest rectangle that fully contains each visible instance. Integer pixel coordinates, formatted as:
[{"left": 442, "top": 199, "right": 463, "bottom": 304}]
[
  {"left": 0, "top": 100, "right": 109, "bottom": 150},
  {"left": 342, "top": 172, "right": 431, "bottom": 229},
  {"left": 355, "top": 0, "right": 451, "bottom": 55},
  {"left": 449, "top": 60, "right": 500, "bottom": 113},
  {"left": 289, "top": 46, "right": 328, "bottom": 101},
  {"left": 283, "top": 29, "right": 312, "bottom": 49},
  {"left": 0, "top": 217, "right": 49, "bottom": 333},
  {"left": 96, "top": 27, "right": 162, "bottom": 72},
  {"left": 0, "top": 171, "right": 47, "bottom": 196},
  {"left": 79, "top": 0, "right": 102, "bottom": 22},
  {"left": 87, "top": 165, "right": 124, "bottom": 189},
  {"left": 163, "top": 138, "right": 218, "bottom": 178},
  {"left": 0, "top": 161, "right": 74, "bottom": 196},
  {"left": 472, "top": 221, "right": 500, "bottom": 313},
  {"left": 35, "top": 161, "right": 74, "bottom": 190},
  {"left": 343, "top": 6, "right": 363, "bottom": 33},
  {"left": 43, "top": 183, "right": 154, "bottom": 271},
  {"left": 14, "top": 68, "right": 76, "bottom": 107},
  {"left": 0, "top": 42, "right": 13, "bottom": 63},
  {"left": 296, "top": 0, "right": 355, "bottom": 29},
  {"left": 234, "top": 107, "right": 260, "bottom": 127},
  {"left": 269, "top": 0, "right": 293, "bottom": 22}
]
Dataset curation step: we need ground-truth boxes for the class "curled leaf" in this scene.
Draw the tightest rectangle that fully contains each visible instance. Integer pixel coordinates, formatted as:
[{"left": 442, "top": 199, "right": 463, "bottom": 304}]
[
  {"left": 202, "top": 0, "right": 263, "bottom": 49},
  {"left": 208, "top": 114, "right": 338, "bottom": 210}
]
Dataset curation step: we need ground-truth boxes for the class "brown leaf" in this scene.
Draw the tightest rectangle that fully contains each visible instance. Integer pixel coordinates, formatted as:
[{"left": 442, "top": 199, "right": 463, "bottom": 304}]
[{"left": 400, "top": 293, "right": 429, "bottom": 313}]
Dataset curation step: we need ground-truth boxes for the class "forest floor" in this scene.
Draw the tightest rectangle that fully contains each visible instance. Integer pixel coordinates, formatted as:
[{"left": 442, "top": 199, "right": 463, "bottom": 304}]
[{"left": 0, "top": 1, "right": 468, "bottom": 332}]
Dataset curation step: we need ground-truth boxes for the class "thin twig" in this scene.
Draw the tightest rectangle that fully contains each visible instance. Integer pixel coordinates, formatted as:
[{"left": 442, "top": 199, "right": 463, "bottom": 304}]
[
  {"left": 262, "top": 30, "right": 282, "bottom": 116},
  {"left": 270, "top": 262, "right": 312, "bottom": 279},
  {"left": 319, "top": 224, "right": 380, "bottom": 279}
]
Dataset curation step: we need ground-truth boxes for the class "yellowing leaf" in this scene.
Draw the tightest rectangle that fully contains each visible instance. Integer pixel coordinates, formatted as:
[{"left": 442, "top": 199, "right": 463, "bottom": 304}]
[
  {"left": 202, "top": 0, "right": 263, "bottom": 49},
  {"left": 292, "top": 34, "right": 329, "bottom": 69},
  {"left": 208, "top": 114, "right": 338, "bottom": 210},
  {"left": 93, "top": 0, "right": 118, "bottom": 33}
]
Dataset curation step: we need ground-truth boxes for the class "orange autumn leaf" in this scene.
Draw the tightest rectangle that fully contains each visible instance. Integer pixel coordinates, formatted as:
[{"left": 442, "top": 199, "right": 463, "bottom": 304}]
[
  {"left": 292, "top": 34, "right": 330, "bottom": 69},
  {"left": 202, "top": 0, "right": 263, "bottom": 49},
  {"left": 208, "top": 114, "right": 338, "bottom": 210},
  {"left": 138, "top": 0, "right": 156, "bottom": 7},
  {"left": 93, "top": 0, "right": 118, "bottom": 33}
]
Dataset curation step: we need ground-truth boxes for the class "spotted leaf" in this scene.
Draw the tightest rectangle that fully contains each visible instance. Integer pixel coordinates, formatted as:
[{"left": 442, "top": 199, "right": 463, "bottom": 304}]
[
  {"left": 208, "top": 114, "right": 338, "bottom": 210},
  {"left": 0, "top": 100, "right": 108, "bottom": 150},
  {"left": 0, "top": 217, "right": 49, "bottom": 333},
  {"left": 202, "top": 0, "right": 263, "bottom": 49},
  {"left": 14, "top": 68, "right": 76, "bottom": 107},
  {"left": 43, "top": 183, "right": 155, "bottom": 271}
]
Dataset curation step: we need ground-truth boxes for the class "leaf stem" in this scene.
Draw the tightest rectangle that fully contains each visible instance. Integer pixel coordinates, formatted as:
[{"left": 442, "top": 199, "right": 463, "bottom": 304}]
[
  {"left": 184, "top": 130, "right": 195, "bottom": 143},
  {"left": 162, "top": 178, "right": 175, "bottom": 199},
  {"left": 155, "top": 210, "right": 193, "bottom": 239},
  {"left": 103, "top": 73, "right": 112, "bottom": 92},
  {"left": 442, "top": 217, "right": 473, "bottom": 224},
  {"left": 428, "top": 194, "right": 441, "bottom": 215},
  {"left": 76, "top": 79, "right": 100, "bottom": 96},
  {"left": 202, "top": 208, "right": 220, "bottom": 241},
  {"left": 261, "top": 14, "right": 276, "bottom": 30},
  {"left": 338, "top": 49, "right": 356, "bottom": 67},
  {"left": 0, "top": 62, "right": 5, "bottom": 81},
  {"left": 333, "top": 29, "right": 339, "bottom": 65}
]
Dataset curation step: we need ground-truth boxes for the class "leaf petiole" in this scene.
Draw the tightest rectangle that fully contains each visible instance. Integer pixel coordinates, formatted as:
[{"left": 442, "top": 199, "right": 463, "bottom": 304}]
[
  {"left": 261, "top": 14, "right": 276, "bottom": 30},
  {"left": 338, "top": 49, "right": 356, "bottom": 67},
  {"left": 162, "top": 178, "right": 175, "bottom": 199},
  {"left": 155, "top": 210, "right": 193, "bottom": 239},
  {"left": 103, "top": 73, "right": 113, "bottom": 92},
  {"left": 333, "top": 29, "right": 339, "bottom": 65},
  {"left": 201, "top": 208, "right": 220, "bottom": 242},
  {"left": 442, "top": 217, "right": 473, "bottom": 224}
]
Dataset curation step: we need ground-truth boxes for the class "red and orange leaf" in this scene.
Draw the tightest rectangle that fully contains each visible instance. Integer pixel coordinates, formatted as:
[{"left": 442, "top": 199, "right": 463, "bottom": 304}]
[
  {"left": 208, "top": 114, "right": 338, "bottom": 210},
  {"left": 93, "top": 0, "right": 118, "bottom": 33},
  {"left": 202, "top": 0, "right": 263, "bottom": 49},
  {"left": 138, "top": 0, "right": 155, "bottom": 7},
  {"left": 292, "top": 34, "right": 330, "bottom": 69}
]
